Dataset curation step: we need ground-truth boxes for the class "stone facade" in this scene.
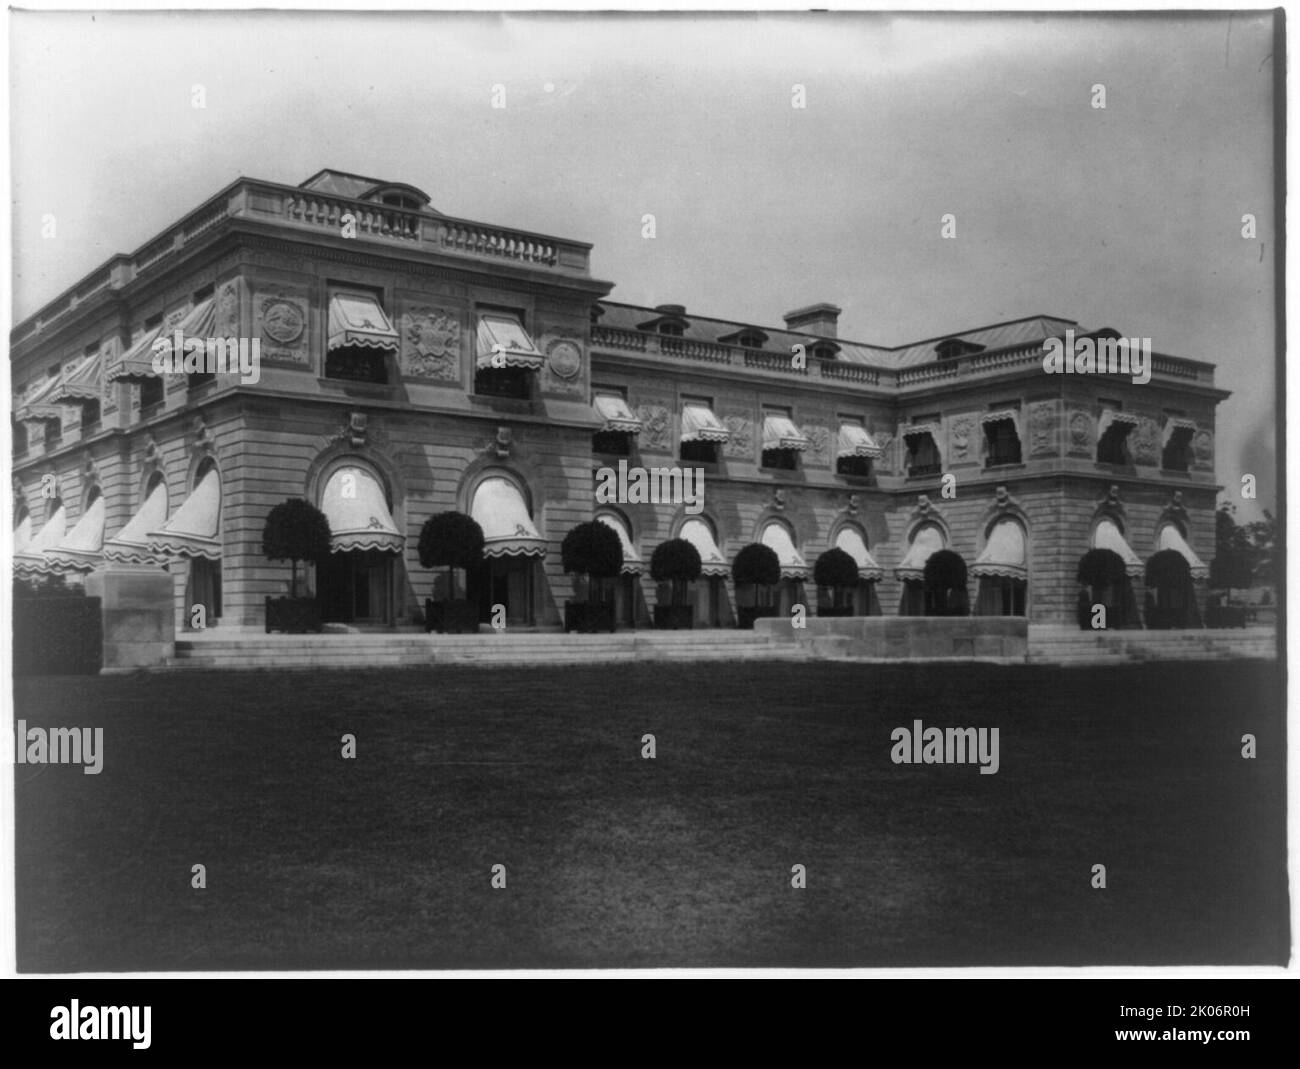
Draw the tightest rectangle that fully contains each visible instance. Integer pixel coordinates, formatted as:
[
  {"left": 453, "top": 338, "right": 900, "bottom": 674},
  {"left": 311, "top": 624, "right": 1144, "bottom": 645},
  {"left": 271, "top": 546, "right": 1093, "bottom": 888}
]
[{"left": 10, "top": 169, "right": 1228, "bottom": 630}]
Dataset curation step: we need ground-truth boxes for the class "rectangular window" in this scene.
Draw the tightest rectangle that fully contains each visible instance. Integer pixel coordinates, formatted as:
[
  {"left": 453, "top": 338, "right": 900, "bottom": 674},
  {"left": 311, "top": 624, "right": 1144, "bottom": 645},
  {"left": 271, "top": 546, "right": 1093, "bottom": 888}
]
[
  {"left": 140, "top": 376, "right": 165, "bottom": 412},
  {"left": 326, "top": 286, "right": 396, "bottom": 384},
  {"left": 474, "top": 307, "right": 542, "bottom": 398}
]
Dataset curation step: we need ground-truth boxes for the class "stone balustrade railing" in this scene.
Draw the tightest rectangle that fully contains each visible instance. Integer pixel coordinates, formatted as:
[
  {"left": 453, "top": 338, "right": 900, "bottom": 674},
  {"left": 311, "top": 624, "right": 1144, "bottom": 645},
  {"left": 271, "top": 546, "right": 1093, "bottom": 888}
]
[
  {"left": 12, "top": 179, "right": 593, "bottom": 346},
  {"left": 590, "top": 327, "right": 1216, "bottom": 391}
]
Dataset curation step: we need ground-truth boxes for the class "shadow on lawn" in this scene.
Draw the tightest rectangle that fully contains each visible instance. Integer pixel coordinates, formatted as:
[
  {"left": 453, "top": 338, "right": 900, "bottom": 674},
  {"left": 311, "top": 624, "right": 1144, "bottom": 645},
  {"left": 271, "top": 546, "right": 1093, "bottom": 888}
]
[{"left": 14, "top": 660, "right": 1289, "bottom": 970}]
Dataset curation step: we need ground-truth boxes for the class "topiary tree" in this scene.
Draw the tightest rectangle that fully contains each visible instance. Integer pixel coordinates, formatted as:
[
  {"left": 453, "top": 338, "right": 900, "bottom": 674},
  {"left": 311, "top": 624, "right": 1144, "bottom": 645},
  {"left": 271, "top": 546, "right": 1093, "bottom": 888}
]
[
  {"left": 733, "top": 542, "right": 781, "bottom": 606},
  {"left": 814, "top": 546, "right": 859, "bottom": 609},
  {"left": 562, "top": 520, "right": 624, "bottom": 603},
  {"left": 418, "top": 511, "right": 485, "bottom": 600},
  {"left": 1145, "top": 548, "right": 1190, "bottom": 589},
  {"left": 262, "top": 498, "right": 332, "bottom": 598},
  {"left": 923, "top": 548, "right": 968, "bottom": 615},
  {"left": 650, "top": 538, "right": 701, "bottom": 606},
  {"left": 1077, "top": 547, "right": 1128, "bottom": 589}
]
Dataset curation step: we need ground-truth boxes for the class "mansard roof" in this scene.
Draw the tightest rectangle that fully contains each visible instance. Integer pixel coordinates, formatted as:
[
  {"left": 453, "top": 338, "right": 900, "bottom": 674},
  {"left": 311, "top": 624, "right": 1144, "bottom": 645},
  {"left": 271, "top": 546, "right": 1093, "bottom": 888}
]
[
  {"left": 298, "top": 169, "right": 438, "bottom": 212},
  {"left": 595, "top": 301, "right": 1084, "bottom": 370}
]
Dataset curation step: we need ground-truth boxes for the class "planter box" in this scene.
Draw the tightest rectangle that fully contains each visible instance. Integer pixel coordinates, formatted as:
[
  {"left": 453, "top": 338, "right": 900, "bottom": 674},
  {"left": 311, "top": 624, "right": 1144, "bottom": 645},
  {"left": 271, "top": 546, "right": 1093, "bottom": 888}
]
[
  {"left": 564, "top": 600, "right": 616, "bottom": 634},
  {"left": 737, "top": 606, "right": 779, "bottom": 630},
  {"left": 653, "top": 605, "right": 694, "bottom": 630},
  {"left": 266, "top": 597, "right": 323, "bottom": 634},
  {"left": 425, "top": 599, "right": 479, "bottom": 634}
]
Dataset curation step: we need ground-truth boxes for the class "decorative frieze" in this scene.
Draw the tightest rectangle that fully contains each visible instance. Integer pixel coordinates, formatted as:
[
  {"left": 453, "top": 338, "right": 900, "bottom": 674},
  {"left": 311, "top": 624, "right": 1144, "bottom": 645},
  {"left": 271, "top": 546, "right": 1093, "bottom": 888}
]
[
  {"left": 1192, "top": 429, "right": 1214, "bottom": 470},
  {"left": 632, "top": 396, "right": 672, "bottom": 452},
  {"left": 1028, "top": 401, "right": 1058, "bottom": 457},
  {"left": 1067, "top": 410, "right": 1093, "bottom": 457},
  {"left": 948, "top": 414, "right": 978, "bottom": 464},
  {"left": 800, "top": 424, "right": 831, "bottom": 467},
  {"left": 1132, "top": 417, "right": 1161, "bottom": 466},
  {"left": 721, "top": 412, "right": 754, "bottom": 459},
  {"left": 400, "top": 304, "right": 462, "bottom": 382}
]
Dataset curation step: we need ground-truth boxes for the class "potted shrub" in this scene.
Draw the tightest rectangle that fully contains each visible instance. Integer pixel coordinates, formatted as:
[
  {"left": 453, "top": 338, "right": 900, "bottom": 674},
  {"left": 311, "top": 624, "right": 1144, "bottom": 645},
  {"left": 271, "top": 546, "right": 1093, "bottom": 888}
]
[
  {"left": 922, "top": 549, "right": 969, "bottom": 616},
  {"left": 1076, "top": 547, "right": 1131, "bottom": 629},
  {"left": 814, "top": 546, "right": 860, "bottom": 617},
  {"left": 733, "top": 542, "right": 781, "bottom": 629},
  {"left": 419, "top": 511, "right": 485, "bottom": 634},
  {"left": 263, "top": 498, "right": 331, "bottom": 633},
  {"left": 650, "top": 538, "right": 701, "bottom": 630},
  {"left": 561, "top": 520, "right": 624, "bottom": 633}
]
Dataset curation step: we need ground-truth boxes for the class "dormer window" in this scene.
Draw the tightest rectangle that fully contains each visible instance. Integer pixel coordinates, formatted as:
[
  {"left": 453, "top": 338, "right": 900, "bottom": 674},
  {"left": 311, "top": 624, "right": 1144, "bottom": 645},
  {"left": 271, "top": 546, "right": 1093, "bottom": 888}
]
[
  {"left": 380, "top": 193, "right": 423, "bottom": 211},
  {"left": 810, "top": 342, "right": 840, "bottom": 362},
  {"left": 659, "top": 322, "right": 684, "bottom": 337},
  {"left": 737, "top": 331, "right": 765, "bottom": 349},
  {"left": 935, "top": 339, "right": 987, "bottom": 359}
]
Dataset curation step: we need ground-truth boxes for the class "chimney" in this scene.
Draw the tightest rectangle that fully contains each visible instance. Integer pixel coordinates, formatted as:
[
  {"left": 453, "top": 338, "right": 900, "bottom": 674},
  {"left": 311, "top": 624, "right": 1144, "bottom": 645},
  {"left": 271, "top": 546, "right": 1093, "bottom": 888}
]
[{"left": 783, "top": 303, "right": 841, "bottom": 338}]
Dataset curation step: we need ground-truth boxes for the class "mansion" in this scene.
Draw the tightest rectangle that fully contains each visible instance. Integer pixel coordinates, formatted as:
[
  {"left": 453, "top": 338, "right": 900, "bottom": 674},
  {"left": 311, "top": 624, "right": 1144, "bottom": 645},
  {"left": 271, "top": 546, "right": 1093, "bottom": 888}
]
[{"left": 9, "top": 168, "right": 1226, "bottom": 631}]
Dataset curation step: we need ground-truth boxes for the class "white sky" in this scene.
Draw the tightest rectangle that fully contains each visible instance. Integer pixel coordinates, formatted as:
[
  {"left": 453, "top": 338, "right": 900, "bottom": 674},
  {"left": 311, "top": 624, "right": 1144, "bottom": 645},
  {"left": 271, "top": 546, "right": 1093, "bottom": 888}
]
[{"left": 8, "top": 10, "right": 1279, "bottom": 518}]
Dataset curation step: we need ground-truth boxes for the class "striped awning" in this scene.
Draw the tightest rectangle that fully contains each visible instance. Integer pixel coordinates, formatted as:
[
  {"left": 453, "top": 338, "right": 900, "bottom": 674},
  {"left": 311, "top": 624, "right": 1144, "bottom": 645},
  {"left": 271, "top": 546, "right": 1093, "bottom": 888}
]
[
  {"left": 471, "top": 477, "right": 547, "bottom": 558},
  {"left": 147, "top": 468, "right": 221, "bottom": 560},
  {"left": 1161, "top": 417, "right": 1198, "bottom": 448},
  {"left": 895, "top": 524, "right": 945, "bottom": 581},
  {"left": 762, "top": 414, "right": 810, "bottom": 452},
  {"left": 760, "top": 523, "right": 808, "bottom": 580},
  {"left": 597, "top": 513, "right": 642, "bottom": 575},
  {"left": 971, "top": 519, "right": 1027, "bottom": 579},
  {"left": 14, "top": 513, "right": 33, "bottom": 554},
  {"left": 106, "top": 322, "right": 166, "bottom": 383},
  {"left": 680, "top": 402, "right": 730, "bottom": 444},
  {"left": 593, "top": 393, "right": 643, "bottom": 434},
  {"left": 45, "top": 495, "right": 106, "bottom": 573},
  {"left": 51, "top": 352, "right": 103, "bottom": 404},
  {"left": 902, "top": 423, "right": 944, "bottom": 461},
  {"left": 834, "top": 526, "right": 883, "bottom": 581},
  {"left": 837, "top": 422, "right": 883, "bottom": 459},
  {"left": 1097, "top": 409, "right": 1140, "bottom": 438},
  {"left": 328, "top": 292, "right": 399, "bottom": 353},
  {"left": 475, "top": 312, "right": 543, "bottom": 371},
  {"left": 13, "top": 502, "right": 67, "bottom": 577},
  {"left": 103, "top": 480, "right": 169, "bottom": 564},
  {"left": 15, "top": 375, "right": 63, "bottom": 425},
  {"left": 1157, "top": 523, "right": 1209, "bottom": 579},
  {"left": 679, "top": 518, "right": 729, "bottom": 577},
  {"left": 1092, "top": 518, "right": 1143, "bottom": 578},
  {"left": 980, "top": 410, "right": 1021, "bottom": 437},
  {"left": 320, "top": 466, "right": 403, "bottom": 554}
]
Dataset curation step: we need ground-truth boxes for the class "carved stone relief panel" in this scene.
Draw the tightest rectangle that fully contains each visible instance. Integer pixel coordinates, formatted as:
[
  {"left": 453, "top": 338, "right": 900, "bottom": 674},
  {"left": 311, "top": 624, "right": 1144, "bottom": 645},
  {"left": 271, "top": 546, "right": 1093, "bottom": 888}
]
[{"left": 399, "top": 303, "right": 463, "bottom": 383}]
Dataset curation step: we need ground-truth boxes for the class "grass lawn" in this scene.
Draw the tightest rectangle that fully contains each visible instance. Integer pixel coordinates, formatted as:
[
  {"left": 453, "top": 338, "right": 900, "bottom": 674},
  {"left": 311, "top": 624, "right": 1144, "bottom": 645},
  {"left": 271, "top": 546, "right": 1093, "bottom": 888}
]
[{"left": 13, "top": 660, "right": 1289, "bottom": 970}]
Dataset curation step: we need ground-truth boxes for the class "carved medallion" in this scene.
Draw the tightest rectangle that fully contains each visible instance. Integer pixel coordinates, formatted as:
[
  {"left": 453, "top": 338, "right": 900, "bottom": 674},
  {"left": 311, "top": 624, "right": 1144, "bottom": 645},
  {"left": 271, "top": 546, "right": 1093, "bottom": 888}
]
[
  {"left": 546, "top": 339, "right": 582, "bottom": 380},
  {"left": 262, "top": 299, "right": 305, "bottom": 345}
]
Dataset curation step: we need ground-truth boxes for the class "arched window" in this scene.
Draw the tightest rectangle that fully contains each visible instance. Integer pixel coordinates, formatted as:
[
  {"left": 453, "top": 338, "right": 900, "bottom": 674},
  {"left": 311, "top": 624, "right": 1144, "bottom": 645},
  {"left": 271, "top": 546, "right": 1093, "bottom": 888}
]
[{"left": 973, "top": 518, "right": 1028, "bottom": 616}]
